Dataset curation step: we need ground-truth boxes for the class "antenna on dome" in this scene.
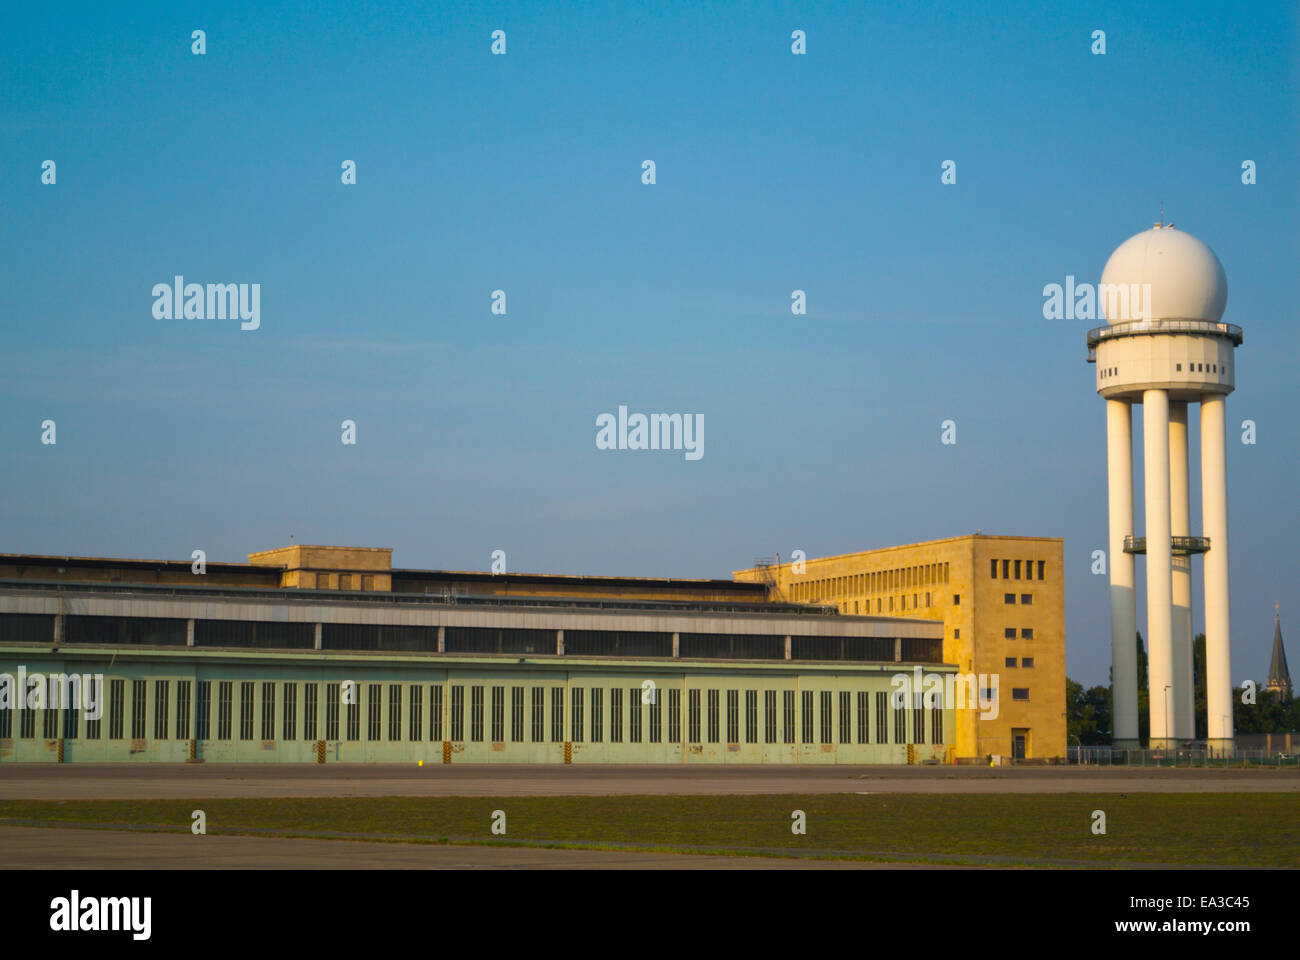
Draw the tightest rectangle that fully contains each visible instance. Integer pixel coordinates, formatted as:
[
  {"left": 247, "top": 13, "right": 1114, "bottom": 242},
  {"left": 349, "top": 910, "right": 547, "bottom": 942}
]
[{"left": 1154, "top": 201, "right": 1164, "bottom": 229}]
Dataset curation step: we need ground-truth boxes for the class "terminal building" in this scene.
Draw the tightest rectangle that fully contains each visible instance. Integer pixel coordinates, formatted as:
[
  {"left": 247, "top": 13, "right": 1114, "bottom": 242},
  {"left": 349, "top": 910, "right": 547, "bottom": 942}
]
[
  {"left": 735, "top": 534, "right": 1067, "bottom": 760},
  {"left": 0, "top": 545, "right": 957, "bottom": 765}
]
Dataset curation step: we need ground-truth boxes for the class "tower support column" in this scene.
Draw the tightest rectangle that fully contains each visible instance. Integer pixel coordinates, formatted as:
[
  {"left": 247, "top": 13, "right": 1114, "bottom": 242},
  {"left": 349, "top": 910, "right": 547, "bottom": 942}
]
[
  {"left": 1201, "top": 394, "right": 1233, "bottom": 755},
  {"left": 1143, "top": 389, "right": 1175, "bottom": 750},
  {"left": 1169, "top": 401, "right": 1194, "bottom": 743},
  {"left": 1106, "top": 399, "right": 1139, "bottom": 748}
]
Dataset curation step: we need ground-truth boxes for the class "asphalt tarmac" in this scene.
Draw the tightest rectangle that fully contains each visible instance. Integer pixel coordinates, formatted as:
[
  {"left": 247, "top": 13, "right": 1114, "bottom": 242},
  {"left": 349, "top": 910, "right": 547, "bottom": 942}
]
[{"left": 1, "top": 762, "right": 1294, "bottom": 799}]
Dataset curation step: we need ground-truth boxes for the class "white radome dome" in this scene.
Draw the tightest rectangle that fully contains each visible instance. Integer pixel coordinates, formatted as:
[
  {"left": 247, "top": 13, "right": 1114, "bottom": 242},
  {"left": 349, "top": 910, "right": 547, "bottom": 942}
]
[{"left": 1099, "top": 225, "right": 1227, "bottom": 323}]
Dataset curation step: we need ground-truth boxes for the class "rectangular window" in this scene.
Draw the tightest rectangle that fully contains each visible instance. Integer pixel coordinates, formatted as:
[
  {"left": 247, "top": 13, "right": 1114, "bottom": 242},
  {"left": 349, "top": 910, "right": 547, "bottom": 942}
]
[
  {"left": 893, "top": 696, "right": 906, "bottom": 744},
  {"left": 346, "top": 685, "right": 360, "bottom": 741},
  {"left": 368, "top": 684, "right": 382, "bottom": 741},
  {"left": 304, "top": 683, "right": 318, "bottom": 740},
  {"left": 431, "top": 684, "right": 443, "bottom": 741},
  {"left": 1012, "top": 688, "right": 1030, "bottom": 701},
  {"left": 1007, "top": 655, "right": 1020, "bottom": 667},
  {"left": 801, "top": 690, "right": 814, "bottom": 744},
  {"left": 1005, "top": 593, "right": 1015, "bottom": 604},
  {"left": 511, "top": 686, "right": 524, "bottom": 742},
  {"left": 913, "top": 703, "right": 925, "bottom": 744},
  {"left": 21, "top": 679, "right": 37, "bottom": 738},
  {"left": 1002, "top": 559, "right": 1010, "bottom": 579},
  {"left": 590, "top": 688, "right": 603, "bottom": 742},
  {"left": 261, "top": 681, "right": 275, "bottom": 741},
  {"left": 653, "top": 688, "right": 665, "bottom": 743},
  {"left": 706, "top": 689, "right": 719, "bottom": 743},
  {"left": 611, "top": 687, "right": 623, "bottom": 743},
  {"left": 239, "top": 681, "right": 254, "bottom": 741},
  {"left": 282, "top": 683, "right": 296, "bottom": 741},
  {"left": 745, "top": 689, "right": 758, "bottom": 744},
  {"left": 451, "top": 685, "right": 464, "bottom": 741},
  {"left": 326, "top": 683, "right": 340, "bottom": 740},
  {"left": 857, "top": 691, "right": 869, "bottom": 743},
  {"left": 1014, "top": 560, "right": 1022, "bottom": 579},
  {"left": 389, "top": 684, "right": 402, "bottom": 741},
  {"left": 628, "top": 688, "right": 641, "bottom": 743},
  {"left": 783, "top": 689, "right": 795, "bottom": 743},
  {"left": 688, "top": 689, "right": 700, "bottom": 743},
  {"left": 764, "top": 689, "right": 777, "bottom": 743},
  {"left": 491, "top": 685, "right": 504, "bottom": 742},
  {"left": 154, "top": 680, "right": 170, "bottom": 740},
  {"left": 953, "top": 594, "right": 960, "bottom": 605},
  {"left": 1005, "top": 627, "right": 1017, "bottom": 638},
  {"left": 840, "top": 691, "right": 852, "bottom": 744},
  {"left": 86, "top": 677, "right": 102, "bottom": 740},
  {"left": 571, "top": 687, "right": 584, "bottom": 742},
  {"left": 132, "top": 679, "right": 148, "bottom": 740},
  {"left": 109, "top": 679, "right": 127, "bottom": 740},
  {"left": 218, "top": 681, "right": 232, "bottom": 741},
  {"left": 1022, "top": 657, "right": 1035, "bottom": 668},
  {"left": 820, "top": 690, "right": 833, "bottom": 744},
  {"left": 1022, "top": 628, "right": 1034, "bottom": 639},
  {"left": 876, "top": 691, "right": 888, "bottom": 743},
  {"left": 727, "top": 689, "right": 739, "bottom": 743},
  {"left": 667, "top": 688, "right": 679, "bottom": 743},
  {"left": 1021, "top": 594, "right": 1032, "bottom": 605},
  {"left": 1025, "top": 561, "right": 1033, "bottom": 581},
  {"left": 531, "top": 687, "right": 544, "bottom": 742},
  {"left": 471, "top": 685, "right": 484, "bottom": 742},
  {"left": 551, "top": 687, "right": 564, "bottom": 742},
  {"left": 409, "top": 685, "right": 423, "bottom": 741},
  {"left": 44, "top": 682, "right": 59, "bottom": 738},
  {"left": 990, "top": 559, "right": 998, "bottom": 578},
  {"left": 1038, "top": 561, "right": 1045, "bottom": 580},
  {"left": 63, "top": 690, "right": 79, "bottom": 740},
  {"left": 931, "top": 706, "right": 943, "bottom": 745}
]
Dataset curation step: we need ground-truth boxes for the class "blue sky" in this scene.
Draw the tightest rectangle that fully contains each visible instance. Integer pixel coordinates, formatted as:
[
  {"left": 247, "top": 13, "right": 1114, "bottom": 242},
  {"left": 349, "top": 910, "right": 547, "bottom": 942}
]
[{"left": 2, "top": 0, "right": 1296, "bottom": 686}]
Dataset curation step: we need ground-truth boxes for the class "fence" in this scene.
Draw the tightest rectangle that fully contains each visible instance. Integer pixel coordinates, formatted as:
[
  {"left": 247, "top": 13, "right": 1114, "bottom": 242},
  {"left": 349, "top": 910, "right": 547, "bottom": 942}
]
[{"left": 1068, "top": 745, "right": 1300, "bottom": 767}]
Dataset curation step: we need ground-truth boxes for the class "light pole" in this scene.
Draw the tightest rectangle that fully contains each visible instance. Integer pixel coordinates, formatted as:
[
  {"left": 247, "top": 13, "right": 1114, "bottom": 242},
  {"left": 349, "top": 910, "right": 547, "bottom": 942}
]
[{"left": 1170, "top": 681, "right": 1180, "bottom": 754}]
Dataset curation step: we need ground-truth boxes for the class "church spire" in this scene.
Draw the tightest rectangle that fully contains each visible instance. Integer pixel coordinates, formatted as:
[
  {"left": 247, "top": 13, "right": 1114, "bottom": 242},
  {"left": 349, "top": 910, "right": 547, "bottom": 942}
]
[{"left": 1267, "top": 605, "right": 1292, "bottom": 699}]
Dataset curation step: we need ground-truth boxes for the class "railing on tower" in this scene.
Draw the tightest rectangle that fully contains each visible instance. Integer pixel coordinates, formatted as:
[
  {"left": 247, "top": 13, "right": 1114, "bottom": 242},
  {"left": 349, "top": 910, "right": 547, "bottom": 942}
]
[{"left": 1085, "top": 319, "right": 1243, "bottom": 361}]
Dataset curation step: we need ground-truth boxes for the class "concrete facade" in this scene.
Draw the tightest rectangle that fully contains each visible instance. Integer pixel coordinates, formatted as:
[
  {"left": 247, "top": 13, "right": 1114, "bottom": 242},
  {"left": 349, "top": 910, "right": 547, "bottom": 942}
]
[
  {"left": 0, "top": 565, "right": 952, "bottom": 765},
  {"left": 735, "top": 535, "right": 1067, "bottom": 760}
]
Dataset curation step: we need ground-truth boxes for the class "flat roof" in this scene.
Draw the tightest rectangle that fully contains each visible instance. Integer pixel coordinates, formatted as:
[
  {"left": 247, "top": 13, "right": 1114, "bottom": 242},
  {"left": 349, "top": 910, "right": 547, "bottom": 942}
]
[
  {"left": 734, "top": 533, "right": 1064, "bottom": 575},
  {"left": 0, "top": 553, "right": 764, "bottom": 593}
]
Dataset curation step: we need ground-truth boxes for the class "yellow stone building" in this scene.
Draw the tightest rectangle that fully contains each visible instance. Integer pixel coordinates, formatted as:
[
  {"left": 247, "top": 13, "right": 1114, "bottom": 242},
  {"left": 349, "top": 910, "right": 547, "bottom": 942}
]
[{"left": 735, "top": 535, "right": 1066, "bottom": 760}]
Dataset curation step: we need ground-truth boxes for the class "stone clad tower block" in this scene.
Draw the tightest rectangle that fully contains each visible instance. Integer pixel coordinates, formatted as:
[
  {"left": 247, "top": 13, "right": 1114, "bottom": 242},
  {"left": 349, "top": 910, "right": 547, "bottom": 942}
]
[{"left": 1087, "top": 222, "right": 1242, "bottom": 755}]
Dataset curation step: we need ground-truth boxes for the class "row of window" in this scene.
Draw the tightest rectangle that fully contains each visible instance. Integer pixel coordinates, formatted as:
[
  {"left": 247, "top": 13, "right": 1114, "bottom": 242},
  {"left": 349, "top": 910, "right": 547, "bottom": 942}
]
[
  {"left": 1004, "top": 658, "right": 1035, "bottom": 669},
  {"left": 1004, "top": 593, "right": 1033, "bottom": 605},
  {"left": 0, "top": 615, "right": 941, "bottom": 663},
  {"left": 1003, "top": 627, "right": 1035, "bottom": 639},
  {"left": 990, "top": 559, "right": 1046, "bottom": 581},
  {"left": 790, "top": 562, "right": 951, "bottom": 604},
  {"left": 0, "top": 679, "right": 946, "bottom": 747},
  {"left": 1101, "top": 362, "right": 1228, "bottom": 379},
  {"left": 844, "top": 592, "right": 952, "bottom": 615},
  {"left": 305, "top": 573, "right": 378, "bottom": 591}
]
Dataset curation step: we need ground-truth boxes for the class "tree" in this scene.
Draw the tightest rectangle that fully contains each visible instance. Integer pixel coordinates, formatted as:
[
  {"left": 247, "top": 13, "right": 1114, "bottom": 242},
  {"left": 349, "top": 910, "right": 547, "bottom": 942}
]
[{"left": 1066, "top": 679, "right": 1114, "bottom": 745}]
